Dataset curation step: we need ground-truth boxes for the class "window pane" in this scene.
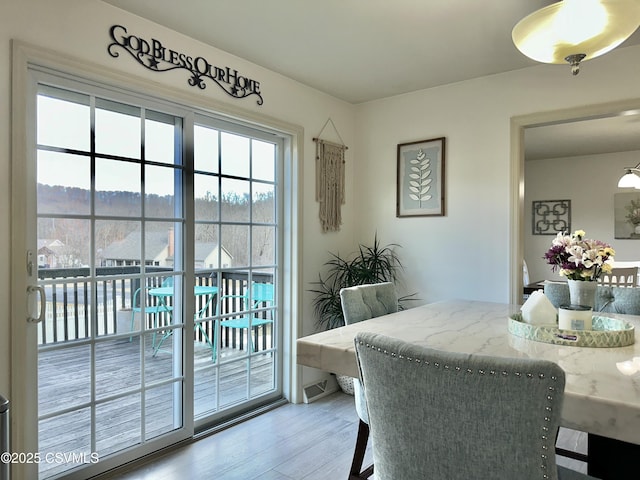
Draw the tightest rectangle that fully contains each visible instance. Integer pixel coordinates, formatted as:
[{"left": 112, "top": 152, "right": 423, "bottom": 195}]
[
  {"left": 96, "top": 394, "right": 141, "bottom": 455},
  {"left": 37, "top": 150, "right": 90, "bottom": 215},
  {"left": 39, "top": 217, "right": 91, "bottom": 268},
  {"left": 95, "top": 99, "right": 141, "bottom": 159},
  {"left": 195, "top": 172, "right": 219, "bottom": 221},
  {"left": 194, "top": 364, "right": 218, "bottom": 417},
  {"left": 195, "top": 124, "right": 219, "bottom": 173},
  {"left": 221, "top": 178, "right": 249, "bottom": 222},
  {"left": 39, "top": 408, "right": 91, "bottom": 479},
  {"left": 95, "top": 158, "right": 141, "bottom": 216},
  {"left": 252, "top": 225, "right": 275, "bottom": 266},
  {"left": 253, "top": 183, "right": 275, "bottom": 224},
  {"left": 195, "top": 223, "right": 219, "bottom": 245},
  {"left": 37, "top": 88, "right": 90, "bottom": 151},
  {"left": 38, "top": 345, "right": 91, "bottom": 416},
  {"left": 145, "top": 164, "right": 176, "bottom": 218},
  {"left": 252, "top": 139, "right": 275, "bottom": 182},
  {"left": 195, "top": 223, "right": 220, "bottom": 269},
  {"left": 144, "top": 222, "right": 175, "bottom": 268},
  {"left": 96, "top": 220, "right": 141, "bottom": 267},
  {"left": 95, "top": 339, "right": 141, "bottom": 399},
  {"left": 145, "top": 382, "right": 182, "bottom": 440},
  {"left": 222, "top": 224, "right": 249, "bottom": 268},
  {"left": 220, "top": 132, "right": 249, "bottom": 177},
  {"left": 146, "top": 111, "right": 177, "bottom": 165}
]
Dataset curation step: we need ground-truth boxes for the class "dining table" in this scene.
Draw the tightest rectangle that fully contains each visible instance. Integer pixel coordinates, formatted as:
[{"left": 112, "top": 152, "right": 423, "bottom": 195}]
[{"left": 296, "top": 299, "right": 640, "bottom": 479}]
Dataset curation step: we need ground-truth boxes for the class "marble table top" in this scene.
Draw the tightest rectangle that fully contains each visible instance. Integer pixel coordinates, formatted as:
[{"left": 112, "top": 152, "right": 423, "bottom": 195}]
[{"left": 297, "top": 299, "right": 640, "bottom": 444}]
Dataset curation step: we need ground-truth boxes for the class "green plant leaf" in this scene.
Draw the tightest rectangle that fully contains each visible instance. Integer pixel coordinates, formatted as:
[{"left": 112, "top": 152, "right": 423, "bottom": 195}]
[{"left": 309, "top": 233, "right": 416, "bottom": 330}]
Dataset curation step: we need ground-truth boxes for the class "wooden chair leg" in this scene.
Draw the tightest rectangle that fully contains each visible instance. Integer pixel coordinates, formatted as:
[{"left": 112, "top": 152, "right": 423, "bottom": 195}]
[{"left": 349, "top": 419, "right": 373, "bottom": 480}]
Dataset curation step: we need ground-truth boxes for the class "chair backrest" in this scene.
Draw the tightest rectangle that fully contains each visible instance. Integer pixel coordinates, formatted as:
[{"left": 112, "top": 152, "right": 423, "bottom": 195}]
[
  {"left": 544, "top": 282, "right": 640, "bottom": 315},
  {"left": 252, "top": 281, "right": 274, "bottom": 305},
  {"left": 598, "top": 267, "right": 638, "bottom": 287},
  {"left": 354, "top": 332, "right": 566, "bottom": 480},
  {"left": 216, "top": 282, "right": 274, "bottom": 316},
  {"left": 339, "top": 282, "right": 398, "bottom": 325}
]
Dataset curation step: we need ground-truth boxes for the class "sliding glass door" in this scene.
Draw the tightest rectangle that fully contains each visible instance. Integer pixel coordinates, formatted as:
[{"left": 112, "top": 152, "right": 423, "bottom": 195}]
[
  {"left": 192, "top": 118, "right": 282, "bottom": 427},
  {"left": 26, "top": 71, "right": 283, "bottom": 479},
  {"left": 35, "top": 82, "right": 189, "bottom": 479}
]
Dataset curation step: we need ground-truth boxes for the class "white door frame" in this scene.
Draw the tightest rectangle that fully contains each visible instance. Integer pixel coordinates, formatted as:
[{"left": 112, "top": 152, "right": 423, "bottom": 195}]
[{"left": 10, "top": 40, "right": 304, "bottom": 480}]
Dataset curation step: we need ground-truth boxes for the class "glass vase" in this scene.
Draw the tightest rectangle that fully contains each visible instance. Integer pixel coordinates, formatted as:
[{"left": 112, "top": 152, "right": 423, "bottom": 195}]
[{"left": 567, "top": 279, "right": 597, "bottom": 309}]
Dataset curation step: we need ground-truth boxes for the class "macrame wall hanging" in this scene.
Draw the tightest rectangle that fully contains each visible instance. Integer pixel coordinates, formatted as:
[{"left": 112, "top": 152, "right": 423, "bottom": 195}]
[{"left": 313, "top": 118, "right": 348, "bottom": 232}]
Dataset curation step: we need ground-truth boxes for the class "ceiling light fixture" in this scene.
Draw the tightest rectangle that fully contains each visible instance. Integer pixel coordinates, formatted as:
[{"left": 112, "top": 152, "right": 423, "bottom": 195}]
[
  {"left": 512, "top": 0, "right": 640, "bottom": 75},
  {"left": 618, "top": 163, "right": 640, "bottom": 188}
]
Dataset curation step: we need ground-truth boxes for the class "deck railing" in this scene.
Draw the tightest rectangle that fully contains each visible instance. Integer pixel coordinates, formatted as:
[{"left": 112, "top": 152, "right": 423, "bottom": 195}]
[{"left": 37, "top": 267, "right": 274, "bottom": 352}]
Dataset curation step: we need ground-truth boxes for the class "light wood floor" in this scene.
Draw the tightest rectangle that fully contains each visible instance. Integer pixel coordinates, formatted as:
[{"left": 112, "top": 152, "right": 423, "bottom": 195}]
[{"left": 96, "top": 391, "right": 587, "bottom": 479}]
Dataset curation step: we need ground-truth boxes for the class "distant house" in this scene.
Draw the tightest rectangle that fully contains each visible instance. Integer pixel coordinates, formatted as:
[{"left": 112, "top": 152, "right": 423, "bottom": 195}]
[
  {"left": 37, "top": 239, "right": 66, "bottom": 268},
  {"left": 100, "top": 229, "right": 232, "bottom": 268},
  {"left": 100, "top": 231, "right": 169, "bottom": 267},
  {"left": 195, "top": 242, "right": 233, "bottom": 269}
]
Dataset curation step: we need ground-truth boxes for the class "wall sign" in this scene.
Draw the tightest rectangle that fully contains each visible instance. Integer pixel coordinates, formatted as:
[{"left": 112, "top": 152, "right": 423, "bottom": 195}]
[{"left": 107, "top": 25, "right": 264, "bottom": 105}]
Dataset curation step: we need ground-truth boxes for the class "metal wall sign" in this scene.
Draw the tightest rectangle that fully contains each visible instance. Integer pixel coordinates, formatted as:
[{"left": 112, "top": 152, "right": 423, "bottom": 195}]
[{"left": 107, "top": 25, "right": 264, "bottom": 105}]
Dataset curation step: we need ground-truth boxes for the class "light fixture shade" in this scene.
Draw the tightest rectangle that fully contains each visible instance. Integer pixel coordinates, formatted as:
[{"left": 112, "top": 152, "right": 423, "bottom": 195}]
[
  {"left": 512, "top": 0, "right": 640, "bottom": 65},
  {"left": 618, "top": 170, "right": 640, "bottom": 188}
]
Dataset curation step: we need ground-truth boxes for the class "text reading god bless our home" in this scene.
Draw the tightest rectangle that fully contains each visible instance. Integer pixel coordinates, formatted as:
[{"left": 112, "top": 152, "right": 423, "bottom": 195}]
[{"left": 109, "top": 25, "right": 261, "bottom": 95}]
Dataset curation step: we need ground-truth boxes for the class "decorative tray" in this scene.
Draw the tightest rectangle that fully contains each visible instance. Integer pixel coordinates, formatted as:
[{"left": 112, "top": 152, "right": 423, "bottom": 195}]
[{"left": 508, "top": 314, "right": 635, "bottom": 348}]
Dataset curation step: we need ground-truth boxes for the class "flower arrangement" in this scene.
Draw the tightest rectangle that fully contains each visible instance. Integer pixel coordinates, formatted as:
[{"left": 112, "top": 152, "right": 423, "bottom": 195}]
[{"left": 544, "top": 230, "right": 615, "bottom": 281}]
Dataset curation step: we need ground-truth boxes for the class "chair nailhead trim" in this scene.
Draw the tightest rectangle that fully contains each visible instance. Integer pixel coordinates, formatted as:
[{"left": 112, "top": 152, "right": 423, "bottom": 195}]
[{"left": 356, "top": 338, "right": 561, "bottom": 479}]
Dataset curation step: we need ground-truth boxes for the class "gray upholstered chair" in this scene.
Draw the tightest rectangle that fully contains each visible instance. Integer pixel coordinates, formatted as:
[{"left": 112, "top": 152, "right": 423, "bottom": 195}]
[
  {"left": 354, "top": 332, "right": 598, "bottom": 480},
  {"left": 340, "top": 282, "right": 398, "bottom": 480},
  {"left": 544, "top": 282, "right": 640, "bottom": 315}
]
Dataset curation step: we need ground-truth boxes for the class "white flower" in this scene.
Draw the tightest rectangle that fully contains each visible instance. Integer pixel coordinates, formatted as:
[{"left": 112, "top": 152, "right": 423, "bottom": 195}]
[{"left": 567, "top": 245, "right": 584, "bottom": 265}]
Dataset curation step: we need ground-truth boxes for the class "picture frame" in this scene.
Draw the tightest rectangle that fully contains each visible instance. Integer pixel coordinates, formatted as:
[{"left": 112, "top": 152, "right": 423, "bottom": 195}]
[
  {"left": 396, "top": 137, "right": 446, "bottom": 217},
  {"left": 614, "top": 192, "right": 640, "bottom": 239}
]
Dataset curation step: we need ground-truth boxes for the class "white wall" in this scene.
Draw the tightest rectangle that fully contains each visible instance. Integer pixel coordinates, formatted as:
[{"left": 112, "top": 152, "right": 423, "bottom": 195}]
[
  {"left": 355, "top": 46, "right": 640, "bottom": 306},
  {"left": 525, "top": 150, "right": 640, "bottom": 283},
  {"left": 0, "top": 0, "right": 357, "bottom": 399}
]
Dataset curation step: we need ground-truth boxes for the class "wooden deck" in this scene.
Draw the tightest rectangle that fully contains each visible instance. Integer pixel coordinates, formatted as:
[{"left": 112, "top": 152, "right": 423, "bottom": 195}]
[{"left": 37, "top": 335, "right": 276, "bottom": 479}]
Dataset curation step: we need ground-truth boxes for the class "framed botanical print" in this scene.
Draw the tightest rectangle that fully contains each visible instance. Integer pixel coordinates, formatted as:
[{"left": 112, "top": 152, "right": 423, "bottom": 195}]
[
  {"left": 614, "top": 192, "right": 640, "bottom": 239},
  {"left": 396, "top": 137, "right": 445, "bottom": 217}
]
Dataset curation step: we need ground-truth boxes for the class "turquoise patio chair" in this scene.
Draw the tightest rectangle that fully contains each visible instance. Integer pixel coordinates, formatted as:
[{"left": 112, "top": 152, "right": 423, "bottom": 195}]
[
  {"left": 130, "top": 277, "right": 174, "bottom": 347},
  {"left": 214, "top": 281, "right": 274, "bottom": 360}
]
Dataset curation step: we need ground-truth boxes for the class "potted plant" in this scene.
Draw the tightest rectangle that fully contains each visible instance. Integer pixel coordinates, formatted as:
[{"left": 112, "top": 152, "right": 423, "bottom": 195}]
[{"left": 310, "top": 234, "right": 415, "bottom": 392}]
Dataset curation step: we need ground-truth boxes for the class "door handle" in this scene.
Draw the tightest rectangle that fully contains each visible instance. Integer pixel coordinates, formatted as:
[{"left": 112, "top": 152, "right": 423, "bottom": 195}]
[{"left": 27, "top": 285, "right": 46, "bottom": 323}]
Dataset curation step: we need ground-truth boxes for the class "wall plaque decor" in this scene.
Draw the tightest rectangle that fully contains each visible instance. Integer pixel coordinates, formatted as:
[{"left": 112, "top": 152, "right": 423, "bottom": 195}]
[
  {"left": 614, "top": 192, "right": 640, "bottom": 239},
  {"left": 531, "top": 200, "right": 571, "bottom": 235},
  {"left": 396, "top": 137, "right": 445, "bottom": 217},
  {"left": 107, "top": 25, "right": 263, "bottom": 105}
]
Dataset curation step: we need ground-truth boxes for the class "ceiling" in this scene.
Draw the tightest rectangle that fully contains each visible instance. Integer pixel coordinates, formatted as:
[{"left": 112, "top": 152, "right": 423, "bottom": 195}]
[
  {"left": 102, "top": 0, "right": 640, "bottom": 159},
  {"left": 526, "top": 114, "right": 640, "bottom": 160}
]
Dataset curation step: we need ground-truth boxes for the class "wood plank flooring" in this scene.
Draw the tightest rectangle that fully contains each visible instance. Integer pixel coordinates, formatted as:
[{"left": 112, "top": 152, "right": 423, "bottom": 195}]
[{"left": 95, "top": 391, "right": 588, "bottom": 480}]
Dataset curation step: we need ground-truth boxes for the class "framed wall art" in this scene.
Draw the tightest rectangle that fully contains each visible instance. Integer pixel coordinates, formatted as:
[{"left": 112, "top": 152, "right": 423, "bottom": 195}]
[
  {"left": 396, "top": 137, "right": 446, "bottom": 217},
  {"left": 614, "top": 192, "right": 640, "bottom": 239}
]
